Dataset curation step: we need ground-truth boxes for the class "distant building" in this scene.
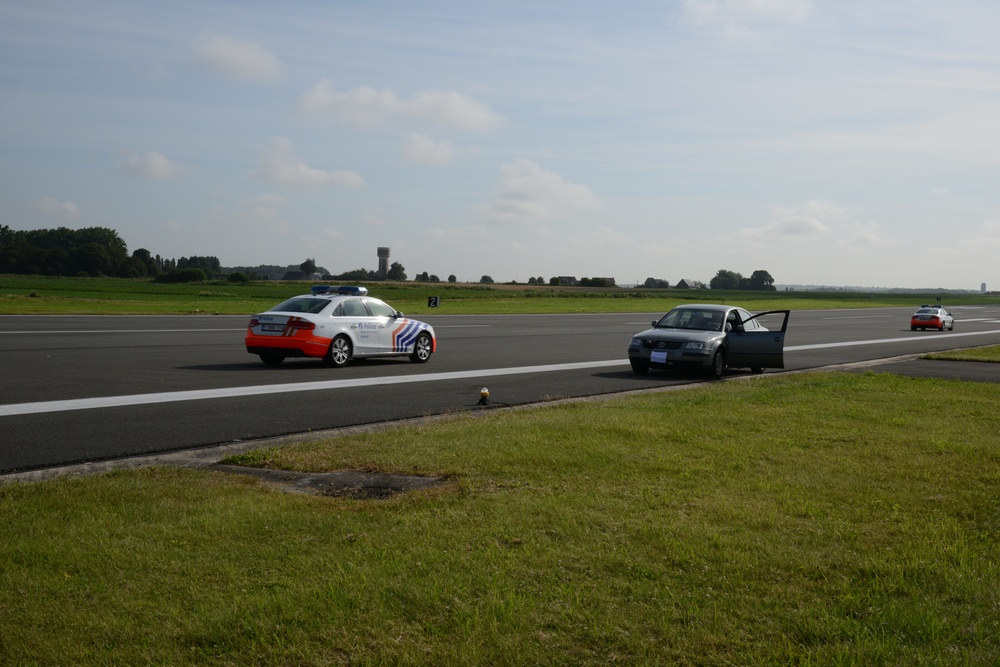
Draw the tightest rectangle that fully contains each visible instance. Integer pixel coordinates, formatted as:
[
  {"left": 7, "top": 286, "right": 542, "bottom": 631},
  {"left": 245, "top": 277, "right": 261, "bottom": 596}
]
[
  {"left": 378, "top": 247, "right": 391, "bottom": 280},
  {"left": 675, "top": 279, "right": 692, "bottom": 289},
  {"left": 982, "top": 283, "right": 987, "bottom": 294},
  {"left": 556, "top": 276, "right": 578, "bottom": 286}
]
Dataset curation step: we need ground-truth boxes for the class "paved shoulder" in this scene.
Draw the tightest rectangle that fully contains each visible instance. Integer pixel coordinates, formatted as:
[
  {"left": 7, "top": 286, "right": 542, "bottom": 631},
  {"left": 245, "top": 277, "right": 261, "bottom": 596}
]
[{"left": 863, "top": 359, "right": 1000, "bottom": 383}]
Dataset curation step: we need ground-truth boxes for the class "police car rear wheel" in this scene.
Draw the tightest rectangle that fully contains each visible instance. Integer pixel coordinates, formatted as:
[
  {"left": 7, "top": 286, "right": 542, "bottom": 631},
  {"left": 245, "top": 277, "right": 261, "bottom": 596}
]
[
  {"left": 259, "top": 354, "right": 284, "bottom": 366},
  {"left": 324, "top": 336, "right": 351, "bottom": 368},
  {"left": 410, "top": 332, "right": 433, "bottom": 363}
]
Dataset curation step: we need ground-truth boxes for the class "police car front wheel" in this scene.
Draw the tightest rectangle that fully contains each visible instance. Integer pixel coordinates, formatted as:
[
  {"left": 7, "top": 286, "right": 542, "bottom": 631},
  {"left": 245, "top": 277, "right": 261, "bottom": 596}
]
[{"left": 410, "top": 332, "right": 433, "bottom": 363}]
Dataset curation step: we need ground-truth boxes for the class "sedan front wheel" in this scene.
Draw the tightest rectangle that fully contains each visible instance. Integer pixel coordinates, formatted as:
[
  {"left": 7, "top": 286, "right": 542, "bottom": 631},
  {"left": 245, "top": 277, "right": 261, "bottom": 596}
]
[{"left": 710, "top": 349, "right": 726, "bottom": 380}]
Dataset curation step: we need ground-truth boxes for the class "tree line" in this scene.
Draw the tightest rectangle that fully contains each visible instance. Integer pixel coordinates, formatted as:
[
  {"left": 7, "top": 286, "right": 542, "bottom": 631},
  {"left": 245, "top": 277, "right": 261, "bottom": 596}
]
[
  {"left": 1, "top": 225, "right": 777, "bottom": 290},
  {"left": 709, "top": 269, "right": 776, "bottom": 291},
  {"left": 0, "top": 225, "right": 226, "bottom": 281}
]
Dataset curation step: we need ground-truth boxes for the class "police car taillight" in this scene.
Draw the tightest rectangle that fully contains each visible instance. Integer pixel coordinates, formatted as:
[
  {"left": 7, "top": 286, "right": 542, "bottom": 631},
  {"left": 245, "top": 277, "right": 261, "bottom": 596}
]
[
  {"left": 288, "top": 320, "right": 316, "bottom": 330},
  {"left": 249, "top": 318, "right": 260, "bottom": 327}
]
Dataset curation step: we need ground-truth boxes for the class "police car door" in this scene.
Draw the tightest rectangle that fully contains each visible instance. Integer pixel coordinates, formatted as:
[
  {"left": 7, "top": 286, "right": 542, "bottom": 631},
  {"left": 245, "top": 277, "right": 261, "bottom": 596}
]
[
  {"left": 725, "top": 309, "right": 789, "bottom": 369},
  {"left": 342, "top": 297, "right": 379, "bottom": 355},
  {"left": 363, "top": 298, "right": 403, "bottom": 354}
]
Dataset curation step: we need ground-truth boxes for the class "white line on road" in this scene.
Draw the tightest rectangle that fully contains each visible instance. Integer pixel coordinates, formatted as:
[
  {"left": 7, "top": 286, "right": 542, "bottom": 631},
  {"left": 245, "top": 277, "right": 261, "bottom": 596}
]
[
  {"left": 0, "top": 329, "right": 245, "bottom": 335},
  {"left": 4, "top": 329, "right": 1000, "bottom": 417},
  {"left": 0, "top": 360, "right": 627, "bottom": 417},
  {"left": 785, "top": 328, "right": 1000, "bottom": 351}
]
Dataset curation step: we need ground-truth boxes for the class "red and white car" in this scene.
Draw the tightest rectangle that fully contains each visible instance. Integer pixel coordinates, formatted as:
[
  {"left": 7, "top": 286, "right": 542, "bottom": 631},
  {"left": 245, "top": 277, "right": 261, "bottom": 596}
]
[
  {"left": 910, "top": 305, "right": 954, "bottom": 331},
  {"left": 246, "top": 288, "right": 436, "bottom": 367}
]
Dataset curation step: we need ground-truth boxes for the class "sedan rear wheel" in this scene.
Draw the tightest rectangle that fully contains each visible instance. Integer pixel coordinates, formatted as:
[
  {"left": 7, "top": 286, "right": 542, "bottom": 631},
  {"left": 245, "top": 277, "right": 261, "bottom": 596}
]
[
  {"left": 710, "top": 349, "right": 726, "bottom": 380},
  {"left": 409, "top": 332, "right": 433, "bottom": 363},
  {"left": 324, "top": 335, "right": 352, "bottom": 368}
]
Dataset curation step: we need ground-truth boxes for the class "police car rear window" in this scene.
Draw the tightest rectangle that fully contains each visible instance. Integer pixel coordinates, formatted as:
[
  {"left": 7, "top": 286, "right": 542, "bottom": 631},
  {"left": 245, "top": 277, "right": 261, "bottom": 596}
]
[{"left": 272, "top": 297, "right": 331, "bottom": 314}]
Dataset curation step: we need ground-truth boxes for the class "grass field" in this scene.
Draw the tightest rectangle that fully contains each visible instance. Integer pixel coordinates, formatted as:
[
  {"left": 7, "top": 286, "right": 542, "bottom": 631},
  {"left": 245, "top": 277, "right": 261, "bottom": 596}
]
[
  {"left": 3, "top": 275, "right": 1000, "bottom": 663},
  {"left": 2, "top": 371, "right": 999, "bottom": 665},
  {"left": 0, "top": 274, "right": 982, "bottom": 315}
]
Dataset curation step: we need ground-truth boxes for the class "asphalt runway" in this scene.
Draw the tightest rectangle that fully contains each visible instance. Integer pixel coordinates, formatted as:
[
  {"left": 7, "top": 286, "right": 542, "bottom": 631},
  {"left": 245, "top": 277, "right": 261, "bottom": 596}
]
[{"left": 2, "top": 303, "right": 1000, "bottom": 474}]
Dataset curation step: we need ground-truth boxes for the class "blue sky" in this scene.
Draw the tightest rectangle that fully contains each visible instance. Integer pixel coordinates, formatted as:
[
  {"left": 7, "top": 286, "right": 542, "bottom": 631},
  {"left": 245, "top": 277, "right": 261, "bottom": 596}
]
[{"left": 2, "top": 1, "right": 999, "bottom": 289}]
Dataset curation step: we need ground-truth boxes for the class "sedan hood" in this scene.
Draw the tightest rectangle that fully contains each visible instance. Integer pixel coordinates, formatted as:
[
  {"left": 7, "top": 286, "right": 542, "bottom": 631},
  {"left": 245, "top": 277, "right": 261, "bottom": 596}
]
[{"left": 634, "top": 328, "right": 724, "bottom": 344}]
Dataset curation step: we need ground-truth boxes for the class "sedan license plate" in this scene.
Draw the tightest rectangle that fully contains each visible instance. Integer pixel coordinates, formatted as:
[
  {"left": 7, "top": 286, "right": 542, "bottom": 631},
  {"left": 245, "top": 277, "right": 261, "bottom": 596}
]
[
  {"left": 261, "top": 323, "right": 284, "bottom": 332},
  {"left": 651, "top": 350, "right": 669, "bottom": 364}
]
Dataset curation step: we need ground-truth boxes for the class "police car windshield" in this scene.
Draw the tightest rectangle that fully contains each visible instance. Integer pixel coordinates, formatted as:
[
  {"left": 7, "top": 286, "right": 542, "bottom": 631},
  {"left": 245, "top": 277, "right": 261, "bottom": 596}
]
[{"left": 271, "top": 297, "right": 331, "bottom": 314}]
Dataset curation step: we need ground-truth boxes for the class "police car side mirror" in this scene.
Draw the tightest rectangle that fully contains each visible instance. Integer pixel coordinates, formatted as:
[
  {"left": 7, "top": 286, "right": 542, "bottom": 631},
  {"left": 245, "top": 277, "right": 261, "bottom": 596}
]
[{"left": 395, "top": 311, "right": 404, "bottom": 318}]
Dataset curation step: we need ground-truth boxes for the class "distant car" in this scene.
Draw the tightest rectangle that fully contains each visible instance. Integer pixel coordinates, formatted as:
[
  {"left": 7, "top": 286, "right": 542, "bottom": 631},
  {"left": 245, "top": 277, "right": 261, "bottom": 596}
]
[
  {"left": 628, "top": 304, "right": 789, "bottom": 379},
  {"left": 910, "top": 305, "right": 954, "bottom": 331},
  {"left": 245, "top": 290, "right": 436, "bottom": 366}
]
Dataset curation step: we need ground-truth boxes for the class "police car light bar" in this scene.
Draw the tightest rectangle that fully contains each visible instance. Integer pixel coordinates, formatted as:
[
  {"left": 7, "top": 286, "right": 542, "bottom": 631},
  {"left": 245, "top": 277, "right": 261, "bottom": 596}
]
[{"left": 311, "top": 285, "right": 369, "bottom": 295}]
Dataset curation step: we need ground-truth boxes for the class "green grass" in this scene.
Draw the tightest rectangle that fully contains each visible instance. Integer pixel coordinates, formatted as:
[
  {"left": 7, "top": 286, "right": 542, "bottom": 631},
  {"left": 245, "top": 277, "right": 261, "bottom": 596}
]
[
  {"left": 924, "top": 345, "right": 1000, "bottom": 363},
  {"left": 3, "top": 372, "right": 999, "bottom": 664},
  {"left": 0, "top": 274, "right": 985, "bottom": 315}
]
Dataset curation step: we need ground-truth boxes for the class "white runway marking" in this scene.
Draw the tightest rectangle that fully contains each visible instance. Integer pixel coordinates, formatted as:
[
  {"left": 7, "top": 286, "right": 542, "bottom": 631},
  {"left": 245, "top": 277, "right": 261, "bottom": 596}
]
[
  {"left": 0, "top": 329, "right": 244, "bottom": 335},
  {"left": 0, "top": 360, "right": 627, "bottom": 417},
  {"left": 785, "top": 329, "right": 1000, "bottom": 351},
  {"left": 3, "top": 329, "right": 1000, "bottom": 417}
]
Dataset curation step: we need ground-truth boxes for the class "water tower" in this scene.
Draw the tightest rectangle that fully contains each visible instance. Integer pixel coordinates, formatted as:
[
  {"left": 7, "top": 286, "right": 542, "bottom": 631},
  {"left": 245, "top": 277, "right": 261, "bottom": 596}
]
[{"left": 377, "top": 247, "right": 391, "bottom": 280}]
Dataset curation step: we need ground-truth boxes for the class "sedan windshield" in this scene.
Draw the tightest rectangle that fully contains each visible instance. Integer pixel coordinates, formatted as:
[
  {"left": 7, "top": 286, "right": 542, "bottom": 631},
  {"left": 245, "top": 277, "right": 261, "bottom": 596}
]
[{"left": 656, "top": 308, "right": 725, "bottom": 331}]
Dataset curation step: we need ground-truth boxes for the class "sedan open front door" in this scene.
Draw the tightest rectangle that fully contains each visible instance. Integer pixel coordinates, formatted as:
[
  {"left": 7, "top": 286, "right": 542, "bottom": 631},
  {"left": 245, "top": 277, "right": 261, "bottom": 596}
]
[{"left": 726, "top": 310, "right": 790, "bottom": 370}]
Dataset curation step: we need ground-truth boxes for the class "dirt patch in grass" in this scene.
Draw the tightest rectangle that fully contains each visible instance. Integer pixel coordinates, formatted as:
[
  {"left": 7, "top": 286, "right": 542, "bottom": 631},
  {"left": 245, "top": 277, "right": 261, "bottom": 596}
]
[{"left": 211, "top": 464, "right": 446, "bottom": 499}]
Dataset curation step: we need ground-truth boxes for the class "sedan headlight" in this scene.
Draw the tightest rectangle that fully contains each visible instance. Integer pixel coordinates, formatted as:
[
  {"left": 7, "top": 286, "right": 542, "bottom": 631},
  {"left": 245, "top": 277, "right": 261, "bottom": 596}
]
[
  {"left": 629, "top": 337, "right": 642, "bottom": 346},
  {"left": 684, "top": 341, "right": 707, "bottom": 350}
]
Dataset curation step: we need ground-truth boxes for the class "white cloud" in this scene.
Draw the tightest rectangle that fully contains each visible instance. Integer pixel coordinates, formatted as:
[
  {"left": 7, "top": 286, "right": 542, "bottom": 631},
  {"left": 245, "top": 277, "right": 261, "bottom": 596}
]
[
  {"left": 215, "top": 194, "right": 289, "bottom": 232},
  {"left": 682, "top": 0, "right": 811, "bottom": 26},
  {"left": 403, "top": 133, "right": 456, "bottom": 165},
  {"left": 299, "top": 79, "right": 503, "bottom": 131},
  {"left": 120, "top": 152, "right": 180, "bottom": 179},
  {"left": 836, "top": 220, "right": 901, "bottom": 249},
  {"left": 360, "top": 214, "right": 386, "bottom": 226},
  {"left": 737, "top": 199, "right": 846, "bottom": 240},
  {"left": 194, "top": 35, "right": 283, "bottom": 83},
  {"left": 479, "top": 160, "right": 600, "bottom": 223},
  {"left": 31, "top": 197, "right": 80, "bottom": 218},
  {"left": 254, "top": 138, "right": 364, "bottom": 189}
]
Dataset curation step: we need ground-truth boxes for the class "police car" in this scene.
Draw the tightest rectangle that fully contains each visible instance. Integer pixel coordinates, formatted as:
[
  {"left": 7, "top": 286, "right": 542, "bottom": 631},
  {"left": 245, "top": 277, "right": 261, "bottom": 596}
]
[
  {"left": 246, "top": 286, "right": 436, "bottom": 367},
  {"left": 910, "top": 305, "right": 954, "bottom": 331}
]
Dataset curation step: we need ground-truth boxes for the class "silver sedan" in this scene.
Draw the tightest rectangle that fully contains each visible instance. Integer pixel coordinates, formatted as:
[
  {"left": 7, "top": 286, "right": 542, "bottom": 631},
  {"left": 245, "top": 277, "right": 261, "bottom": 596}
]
[{"left": 628, "top": 304, "right": 789, "bottom": 379}]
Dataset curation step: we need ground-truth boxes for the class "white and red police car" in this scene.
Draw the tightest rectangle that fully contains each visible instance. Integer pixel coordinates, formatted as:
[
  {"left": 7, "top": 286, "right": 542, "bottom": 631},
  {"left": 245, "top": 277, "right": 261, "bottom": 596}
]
[{"left": 246, "top": 287, "right": 436, "bottom": 367}]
